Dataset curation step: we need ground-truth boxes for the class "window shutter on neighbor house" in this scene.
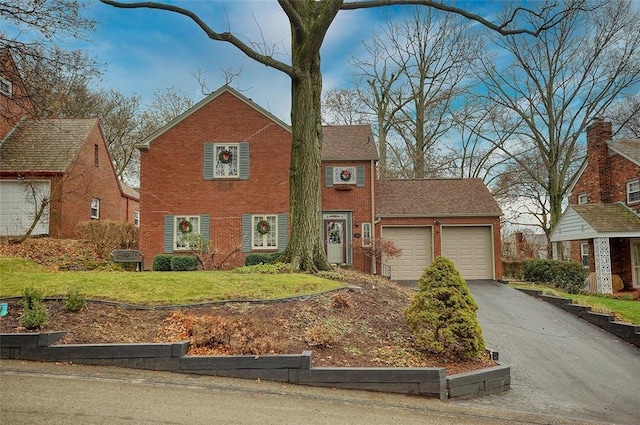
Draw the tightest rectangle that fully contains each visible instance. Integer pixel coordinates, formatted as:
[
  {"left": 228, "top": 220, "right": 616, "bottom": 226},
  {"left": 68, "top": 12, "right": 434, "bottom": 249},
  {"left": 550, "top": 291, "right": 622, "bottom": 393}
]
[
  {"left": 239, "top": 142, "right": 249, "bottom": 180},
  {"left": 278, "top": 213, "right": 288, "bottom": 252},
  {"left": 203, "top": 143, "right": 214, "bottom": 180},
  {"left": 200, "top": 214, "right": 210, "bottom": 253},
  {"left": 325, "top": 166, "right": 333, "bottom": 187},
  {"left": 241, "top": 214, "right": 251, "bottom": 252},
  {"left": 163, "top": 215, "right": 174, "bottom": 253},
  {"left": 356, "top": 165, "right": 365, "bottom": 187}
]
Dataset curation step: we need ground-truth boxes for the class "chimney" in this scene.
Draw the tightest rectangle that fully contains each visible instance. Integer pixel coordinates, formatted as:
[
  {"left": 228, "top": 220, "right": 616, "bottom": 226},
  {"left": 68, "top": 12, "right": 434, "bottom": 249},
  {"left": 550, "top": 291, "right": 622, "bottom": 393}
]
[{"left": 586, "top": 118, "right": 612, "bottom": 203}]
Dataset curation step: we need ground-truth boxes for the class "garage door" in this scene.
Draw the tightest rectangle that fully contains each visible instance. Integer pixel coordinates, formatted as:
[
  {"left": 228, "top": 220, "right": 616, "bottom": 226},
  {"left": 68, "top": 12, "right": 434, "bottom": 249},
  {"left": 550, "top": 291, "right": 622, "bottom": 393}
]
[
  {"left": 0, "top": 180, "right": 50, "bottom": 237},
  {"left": 381, "top": 227, "right": 432, "bottom": 281},
  {"left": 441, "top": 226, "right": 493, "bottom": 279}
]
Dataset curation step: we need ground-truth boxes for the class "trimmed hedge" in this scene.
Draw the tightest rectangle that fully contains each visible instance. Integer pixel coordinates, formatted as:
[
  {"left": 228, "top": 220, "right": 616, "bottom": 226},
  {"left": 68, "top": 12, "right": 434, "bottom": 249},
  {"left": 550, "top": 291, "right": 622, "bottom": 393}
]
[
  {"left": 170, "top": 256, "right": 199, "bottom": 271},
  {"left": 502, "top": 260, "right": 525, "bottom": 279},
  {"left": 245, "top": 252, "right": 281, "bottom": 266},
  {"left": 152, "top": 255, "right": 173, "bottom": 271},
  {"left": 523, "top": 259, "right": 588, "bottom": 294}
]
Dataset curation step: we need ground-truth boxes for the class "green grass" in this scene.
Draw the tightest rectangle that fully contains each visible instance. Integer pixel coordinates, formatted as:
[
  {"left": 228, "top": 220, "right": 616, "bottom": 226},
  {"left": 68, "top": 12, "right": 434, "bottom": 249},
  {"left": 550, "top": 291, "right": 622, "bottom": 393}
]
[
  {"left": 510, "top": 282, "right": 640, "bottom": 325},
  {"left": 0, "top": 257, "right": 345, "bottom": 306}
]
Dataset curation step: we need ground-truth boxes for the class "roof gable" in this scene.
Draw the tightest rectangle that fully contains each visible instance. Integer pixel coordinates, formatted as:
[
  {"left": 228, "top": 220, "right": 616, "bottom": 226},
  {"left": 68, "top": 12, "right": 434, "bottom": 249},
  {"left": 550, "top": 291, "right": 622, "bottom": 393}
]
[
  {"left": 0, "top": 118, "right": 98, "bottom": 172},
  {"left": 377, "top": 178, "right": 502, "bottom": 217},
  {"left": 608, "top": 138, "right": 640, "bottom": 165},
  {"left": 322, "top": 125, "right": 378, "bottom": 161},
  {"left": 138, "top": 85, "right": 291, "bottom": 150},
  {"left": 551, "top": 203, "right": 640, "bottom": 241}
]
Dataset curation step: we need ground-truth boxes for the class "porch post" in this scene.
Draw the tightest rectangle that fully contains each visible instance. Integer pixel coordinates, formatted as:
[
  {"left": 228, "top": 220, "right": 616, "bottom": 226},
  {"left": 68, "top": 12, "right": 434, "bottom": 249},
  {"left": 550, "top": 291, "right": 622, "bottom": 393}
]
[{"left": 593, "top": 237, "right": 613, "bottom": 294}]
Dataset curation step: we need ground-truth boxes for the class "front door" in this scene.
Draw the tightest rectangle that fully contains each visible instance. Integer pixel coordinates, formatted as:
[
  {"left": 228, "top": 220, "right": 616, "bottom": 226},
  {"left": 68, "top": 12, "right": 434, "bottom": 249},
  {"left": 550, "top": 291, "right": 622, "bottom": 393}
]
[
  {"left": 632, "top": 241, "right": 640, "bottom": 288},
  {"left": 325, "top": 219, "right": 345, "bottom": 264}
]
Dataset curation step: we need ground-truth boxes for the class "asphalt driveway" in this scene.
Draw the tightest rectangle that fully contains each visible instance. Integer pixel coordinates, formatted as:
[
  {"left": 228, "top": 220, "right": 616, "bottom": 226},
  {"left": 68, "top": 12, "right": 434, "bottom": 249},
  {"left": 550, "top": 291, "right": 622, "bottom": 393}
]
[{"left": 457, "top": 280, "right": 640, "bottom": 425}]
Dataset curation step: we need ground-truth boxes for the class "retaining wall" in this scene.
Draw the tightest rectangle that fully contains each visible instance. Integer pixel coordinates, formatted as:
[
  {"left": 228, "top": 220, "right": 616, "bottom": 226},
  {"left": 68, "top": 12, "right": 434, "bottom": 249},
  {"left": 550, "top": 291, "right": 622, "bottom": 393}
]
[
  {"left": 516, "top": 288, "right": 640, "bottom": 348},
  {"left": 0, "top": 332, "right": 510, "bottom": 400}
]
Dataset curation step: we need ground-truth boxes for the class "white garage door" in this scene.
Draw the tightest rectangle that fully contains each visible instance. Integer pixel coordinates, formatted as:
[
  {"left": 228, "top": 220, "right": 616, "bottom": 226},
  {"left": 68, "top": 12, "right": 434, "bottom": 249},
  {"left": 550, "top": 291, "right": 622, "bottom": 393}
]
[
  {"left": 0, "top": 180, "right": 50, "bottom": 237},
  {"left": 382, "top": 227, "right": 432, "bottom": 281},
  {"left": 441, "top": 226, "right": 493, "bottom": 279}
]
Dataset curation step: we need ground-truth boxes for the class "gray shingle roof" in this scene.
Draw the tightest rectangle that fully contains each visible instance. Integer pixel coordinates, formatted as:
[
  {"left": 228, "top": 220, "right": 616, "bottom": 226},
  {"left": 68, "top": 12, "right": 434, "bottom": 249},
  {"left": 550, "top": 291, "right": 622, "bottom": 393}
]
[
  {"left": 322, "top": 125, "right": 379, "bottom": 161},
  {"left": 377, "top": 178, "right": 503, "bottom": 216},
  {"left": 1, "top": 118, "right": 98, "bottom": 172},
  {"left": 608, "top": 139, "right": 640, "bottom": 165},
  {"left": 572, "top": 203, "right": 640, "bottom": 233}
]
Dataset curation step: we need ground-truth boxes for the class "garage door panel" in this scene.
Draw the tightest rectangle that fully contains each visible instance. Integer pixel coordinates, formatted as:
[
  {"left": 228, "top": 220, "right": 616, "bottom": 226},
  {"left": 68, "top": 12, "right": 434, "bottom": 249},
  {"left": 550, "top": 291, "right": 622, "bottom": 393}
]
[
  {"left": 382, "top": 227, "right": 433, "bottom": 281},
  {"left": 0, "top": 181, "right": 50, "bottom": 237},
  {"left": 442, "top": 226, "right": 493, "bottom": 280}
]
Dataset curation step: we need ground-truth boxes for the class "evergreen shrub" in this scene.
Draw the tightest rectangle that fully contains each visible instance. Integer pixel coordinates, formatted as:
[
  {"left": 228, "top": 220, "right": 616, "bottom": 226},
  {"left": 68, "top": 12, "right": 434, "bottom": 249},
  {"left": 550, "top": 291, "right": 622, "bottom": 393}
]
[{"left": 152, "top": 255, "right": 173, "bottom": 271}]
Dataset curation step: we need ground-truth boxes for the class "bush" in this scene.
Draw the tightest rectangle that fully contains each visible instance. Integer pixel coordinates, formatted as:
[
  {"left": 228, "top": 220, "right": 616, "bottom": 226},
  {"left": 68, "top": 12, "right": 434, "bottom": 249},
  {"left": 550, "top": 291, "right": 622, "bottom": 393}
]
[
  {"left": 550, "top": 261, "right": 589, "bottom": 294},
  {"left": 152, "top": 255, "right": 173, "bottom": 271},
  {"left": 64, "top": 287, "right": 85, "bottom": 312},
  {"left": 76, "top": 220, "right": 138, "bottom": 258},
  {"left": 245, "top": 252, "right": 280, "bottom": 266},
  {"left": 502, "top": 260, "right": 525, "bottom": 279},
  {"left": 20, "top": 286, "right": 48, "bottom": 329},
  {"left": 523, "top": 259, "right": 555, "bottom": 283},
  {"left": 405, "top": 257, "right": 484, "bottom": 359},
  {"left": 170, "top": 255, "right": 199, "bottom": 271}
]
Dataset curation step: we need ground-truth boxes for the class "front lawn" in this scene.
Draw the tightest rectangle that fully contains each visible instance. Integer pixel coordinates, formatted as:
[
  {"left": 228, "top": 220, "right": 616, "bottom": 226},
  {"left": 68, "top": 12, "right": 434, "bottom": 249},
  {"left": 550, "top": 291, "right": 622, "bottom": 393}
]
[
  {"left": 509, "top": 282, "right": 640, "bottom": 325},
  {"left": 0, "top": 257, "right": 344, "bottom": 305}
]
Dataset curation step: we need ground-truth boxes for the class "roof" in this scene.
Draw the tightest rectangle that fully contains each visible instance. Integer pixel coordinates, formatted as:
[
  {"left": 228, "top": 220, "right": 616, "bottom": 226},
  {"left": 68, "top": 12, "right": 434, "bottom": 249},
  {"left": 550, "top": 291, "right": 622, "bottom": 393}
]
[
  {"left": 138, "top": 85, "right": 291, "bottom": 149},
  {"left": 377, "top": 178, "right": 503, "bottom": 217},
  {"left": 550, "top": 203, "right": 640, "bottom": 241},
  {"left": 0, "top": 118, "right": 98, "bottom": 172},
  {"left": 608, "top": 139, "right": 640, "bottom": 165},
  {"left": 321, "top": 125, "right": 379, "bottom": 161}
]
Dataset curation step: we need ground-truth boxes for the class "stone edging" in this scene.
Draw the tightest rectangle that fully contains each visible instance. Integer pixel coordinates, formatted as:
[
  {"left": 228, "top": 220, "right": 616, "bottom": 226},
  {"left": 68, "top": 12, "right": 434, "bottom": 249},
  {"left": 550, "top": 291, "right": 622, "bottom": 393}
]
[
  {"left": 0, "top": 332, "right": 510, "bottom": 400},
  {"left": 516, "top": 288, "right": 640, "bottom": 348}
]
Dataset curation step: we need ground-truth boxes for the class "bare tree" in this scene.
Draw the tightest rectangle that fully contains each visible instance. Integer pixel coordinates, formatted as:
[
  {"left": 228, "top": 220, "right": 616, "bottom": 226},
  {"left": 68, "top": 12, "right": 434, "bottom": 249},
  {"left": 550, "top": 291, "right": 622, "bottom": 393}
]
[
  {"left": 607, "top": 93, "right": 640, "bottom": 138},
  {"left": 101, "top": 0, "right": 579, "bottom": 273},
  {"left": 322, "top": 88, "right": 369, "bottom": 125},
  {"left": 478, "top": 0, "right": 640, "bottom": 254}
]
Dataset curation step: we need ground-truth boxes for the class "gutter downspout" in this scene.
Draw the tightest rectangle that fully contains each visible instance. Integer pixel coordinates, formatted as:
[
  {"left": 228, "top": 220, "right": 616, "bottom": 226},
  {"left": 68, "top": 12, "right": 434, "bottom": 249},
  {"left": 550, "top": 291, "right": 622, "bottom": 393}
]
[{"left": 371, "top": 159, "right": 377, "bottom": 274}]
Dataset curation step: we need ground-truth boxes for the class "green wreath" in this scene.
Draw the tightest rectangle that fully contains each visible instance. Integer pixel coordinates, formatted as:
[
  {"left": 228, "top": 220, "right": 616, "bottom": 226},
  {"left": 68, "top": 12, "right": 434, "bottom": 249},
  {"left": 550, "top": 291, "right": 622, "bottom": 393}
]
[
  {"left": 219, "top": 149, "right": 233, "bottom": 164},
  {"left": 256, "top": 219, "right": 270, "bottom": 235},
  {"left": 178, "top": 219, "right": 193, "bottom": 234}
]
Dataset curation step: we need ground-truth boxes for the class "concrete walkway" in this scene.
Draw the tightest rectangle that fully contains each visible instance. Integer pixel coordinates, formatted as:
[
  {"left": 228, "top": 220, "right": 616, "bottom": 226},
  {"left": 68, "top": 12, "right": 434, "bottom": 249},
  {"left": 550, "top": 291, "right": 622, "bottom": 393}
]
[{"left": 457, "top": 280, "right": 640, "bottom": 425}]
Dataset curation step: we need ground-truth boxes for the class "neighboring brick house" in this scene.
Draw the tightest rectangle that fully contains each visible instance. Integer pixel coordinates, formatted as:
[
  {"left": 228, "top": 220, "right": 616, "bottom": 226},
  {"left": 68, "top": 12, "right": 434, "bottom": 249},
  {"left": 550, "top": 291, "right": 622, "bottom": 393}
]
[
  {"left": 140, "top": 85, "right": 503, "bottom": 280},
  {"left": 0, "top": 53, "right": 139, "bottom": 239},
  {"left": 551, "top": 119, "right": 640, "bottom": 293}
]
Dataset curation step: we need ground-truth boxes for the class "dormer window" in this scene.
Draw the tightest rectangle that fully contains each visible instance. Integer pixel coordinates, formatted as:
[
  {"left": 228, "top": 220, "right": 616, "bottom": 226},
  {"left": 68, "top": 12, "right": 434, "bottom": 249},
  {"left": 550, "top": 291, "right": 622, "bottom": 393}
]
[
  {"left": 333, "top": 166, "right": 356, "bottom": 185},
  {"left": 0, "top": 76, "right": 12, "bottom": 97},
  {"left": 627, "top": 180, "right": 640, "bottom": 203}
]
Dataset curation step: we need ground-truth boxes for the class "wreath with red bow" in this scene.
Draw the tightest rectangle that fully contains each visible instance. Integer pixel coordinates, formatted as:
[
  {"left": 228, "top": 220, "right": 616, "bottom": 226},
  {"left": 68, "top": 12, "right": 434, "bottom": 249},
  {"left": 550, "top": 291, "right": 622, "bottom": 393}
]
[
  {"left": 256, "top": 219, "right": 270, "bottom": 235},
  {"left": 219, "top": 149, "right": 233, "bottom": 164},
  {"left": 340, "top": 169, "right": 352, "bottom": 181},
  {"left": 178, "top": 219, "right": 193, "bottom": 234}
]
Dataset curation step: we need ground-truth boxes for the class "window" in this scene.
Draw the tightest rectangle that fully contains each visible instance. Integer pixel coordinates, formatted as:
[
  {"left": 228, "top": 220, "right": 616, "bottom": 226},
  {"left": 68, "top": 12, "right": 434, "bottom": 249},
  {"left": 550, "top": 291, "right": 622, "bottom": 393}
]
[
  {"left": 333, "top": 166, "right": 356, "bottom": 184},
  {"left": 134, "top": 211, "right": 140, "bottom": 227},
  {"left": 91, "top": 198, "right": 100, "bottom": 219},
  {"left": 0, "top": 76, "right": 11, "bottom": 97},
  {"left": 215, "top": 144, "right": 239, "bottom": 178},
  {"left": 361, "top": 222, "right": 372, "bottom": 247},
  {"left": 252, "top": 215, "right": 277, "bottom": 250},
  {"left": 577, "top": 193, "right": 587, "bottom": 204},
  {"left": 580, "top": 242, "right": 589, "bottom": 268},
  {"left": 174, "top": 216, "right": 201, "bottom": 250},
  {"left": 627, "top": 180, "right": 640, "bottom": 203}
]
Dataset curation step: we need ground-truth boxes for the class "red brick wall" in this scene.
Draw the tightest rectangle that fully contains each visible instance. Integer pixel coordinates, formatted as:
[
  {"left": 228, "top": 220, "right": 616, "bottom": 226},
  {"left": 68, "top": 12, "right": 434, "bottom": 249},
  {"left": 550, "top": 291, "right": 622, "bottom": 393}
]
[
  {"left": 376, "top": 216, "right": 503, "bottom": 280},
  {"left": 139, "top": 91, "right": 292, "bottom": 269},
  {"left": 0, "top": 54, "right": 33, "bottom": 138},
  {"left": 58, "top": 121, "right": 136, "bottom": 239}
]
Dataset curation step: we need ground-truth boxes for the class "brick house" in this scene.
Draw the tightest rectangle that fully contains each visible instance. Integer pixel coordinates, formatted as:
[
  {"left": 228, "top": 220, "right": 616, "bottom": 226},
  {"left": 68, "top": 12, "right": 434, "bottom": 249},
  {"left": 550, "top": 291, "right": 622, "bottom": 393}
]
[
  {"left": 140, "top": 85, "right": 503, "bottom": 280},
  {"left": 0, "top": 52, "right": 139, "bottom": 239},
  {"left": 550, "top": 119, "right": 640, "bottom": 293}
]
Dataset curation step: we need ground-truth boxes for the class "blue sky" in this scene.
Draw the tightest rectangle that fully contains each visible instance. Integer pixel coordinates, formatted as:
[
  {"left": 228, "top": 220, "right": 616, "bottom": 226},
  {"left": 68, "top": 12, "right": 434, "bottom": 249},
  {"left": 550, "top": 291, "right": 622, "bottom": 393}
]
[{"left": 70, "top": 1, "right": 394, "bottom": 123}]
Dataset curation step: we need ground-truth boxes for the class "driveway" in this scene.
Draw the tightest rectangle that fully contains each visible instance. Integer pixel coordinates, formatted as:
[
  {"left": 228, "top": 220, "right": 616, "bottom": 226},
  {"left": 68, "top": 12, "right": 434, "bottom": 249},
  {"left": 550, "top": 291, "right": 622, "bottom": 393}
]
[{"left": 457, "top": 280, "right": 640, "bottom": 425}]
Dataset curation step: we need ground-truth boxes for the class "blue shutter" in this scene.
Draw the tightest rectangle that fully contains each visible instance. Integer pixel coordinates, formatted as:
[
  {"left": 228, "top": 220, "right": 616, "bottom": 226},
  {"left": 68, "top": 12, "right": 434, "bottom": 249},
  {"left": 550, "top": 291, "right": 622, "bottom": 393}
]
[
  {"left": 325, "top": 166, "right": 333, "bottom": 187},
  {"left": 163, "top": 215, "right": 174, "bottom": 253},
  {"left": 356, "top": 166, "right": 365, "bottom": 187},
  {"left": 204, "top": 143, "right": 214, "bottom": 180},
  {"left": 200, "top": 214, "right": 210, "bottom": 253},
  {"left": 277, "top": 213, "right": 288, "bottom": 252},
  {"left": 239, "top": 142, "right": 249, "bottom": 180},
  {"left": 241, "top": 214, "right": 251, "bottom": 252}
]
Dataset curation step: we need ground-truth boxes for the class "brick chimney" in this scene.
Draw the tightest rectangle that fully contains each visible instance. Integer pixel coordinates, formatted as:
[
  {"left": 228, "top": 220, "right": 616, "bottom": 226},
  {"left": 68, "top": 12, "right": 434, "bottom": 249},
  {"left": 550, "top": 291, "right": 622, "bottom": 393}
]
[{"left": 586, "top": 118, "right": 612, "bottom": 203}]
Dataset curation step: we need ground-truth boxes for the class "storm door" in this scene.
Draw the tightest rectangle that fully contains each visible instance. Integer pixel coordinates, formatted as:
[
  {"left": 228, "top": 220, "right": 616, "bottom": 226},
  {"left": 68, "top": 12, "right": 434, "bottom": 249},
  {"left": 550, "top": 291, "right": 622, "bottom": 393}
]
[{"left": 325, "top": 219, "right": 346, "bottom": 264}]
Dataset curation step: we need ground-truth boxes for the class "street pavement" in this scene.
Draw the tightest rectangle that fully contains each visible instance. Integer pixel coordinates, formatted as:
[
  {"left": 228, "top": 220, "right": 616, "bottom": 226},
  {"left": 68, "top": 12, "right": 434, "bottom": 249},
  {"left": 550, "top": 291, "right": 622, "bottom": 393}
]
[{"left": 457, "top": 280, "right": 640, "bottom": 425}]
